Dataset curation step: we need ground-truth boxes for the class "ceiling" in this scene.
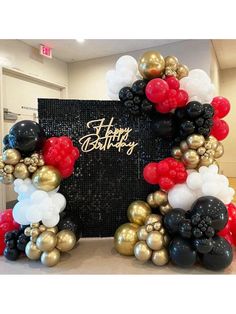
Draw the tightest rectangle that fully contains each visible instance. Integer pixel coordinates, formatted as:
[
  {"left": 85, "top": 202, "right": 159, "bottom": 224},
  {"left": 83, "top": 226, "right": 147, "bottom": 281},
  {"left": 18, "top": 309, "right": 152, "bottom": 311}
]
[
  {"left": 21, "top": 39, "right": 181, "bottom": 63},
  {"left": 212, "top": 40, "right": 236, "bottom": 69}
]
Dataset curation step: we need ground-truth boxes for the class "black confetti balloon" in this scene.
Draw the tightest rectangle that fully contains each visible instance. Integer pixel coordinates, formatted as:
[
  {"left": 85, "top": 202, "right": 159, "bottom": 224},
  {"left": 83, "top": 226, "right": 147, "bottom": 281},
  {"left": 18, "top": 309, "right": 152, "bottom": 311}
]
[
  {"left": 169, "top": 237, "right": 197, "bottom": 268},
  {"left": 200, "top": 236, "right": 233, "bottom": 271}
]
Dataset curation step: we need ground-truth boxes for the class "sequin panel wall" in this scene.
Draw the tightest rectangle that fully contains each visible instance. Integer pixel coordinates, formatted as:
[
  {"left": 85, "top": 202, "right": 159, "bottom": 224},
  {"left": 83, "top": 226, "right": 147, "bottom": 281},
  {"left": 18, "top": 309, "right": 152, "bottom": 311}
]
[{"left": 38, "top": 99, "right": 173, "bottom": 237}]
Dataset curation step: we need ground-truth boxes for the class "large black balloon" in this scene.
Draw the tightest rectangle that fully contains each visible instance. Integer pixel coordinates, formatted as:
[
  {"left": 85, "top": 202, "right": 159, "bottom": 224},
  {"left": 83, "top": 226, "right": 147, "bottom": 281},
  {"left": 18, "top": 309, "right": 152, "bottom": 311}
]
[
  {"left": 58, "top": 216, "right": 82, "bottom": 241},
  {"left": 200, "top": 236, "right": 233, "bottom": 271},
  {"left": 193, "top": 238, "right": 213, "bottom": 254},
  {"left": 169, "top": 237, "right": 197, "bottom": 268},
  {"left": 164, "top": 209, "right": 186, "bottom": 234},
  {"left": 4, "top": 247, "right": 20, "bottom": 261},
  {"left": 190, "top": 196, "right": 228, "bottom": 232},
  {"left": 151, "top": 113, "right": 176, "bottom": 138},
  {"left": 8, "top": 120, "right": 46, "bottom": 155}
]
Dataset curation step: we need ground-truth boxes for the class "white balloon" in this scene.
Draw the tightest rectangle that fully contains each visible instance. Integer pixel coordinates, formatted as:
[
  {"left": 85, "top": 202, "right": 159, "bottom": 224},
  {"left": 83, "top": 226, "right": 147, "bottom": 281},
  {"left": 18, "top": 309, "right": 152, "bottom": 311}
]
[
  {"left": 208, "top": 164, "right": 219, "bottom": 174},
  {"left": 30, "top": 190, "right": 48, "bottom": 202},
  {"left": 25, "top": 204, "right": 42, "bottom": 223},
  {"left": 186, "top": 172, "right": 202, "bottom": 190},
  {"left": 43, "top": 214, "right": 60, "bottom": 228},
  {"left": 189, "top": 69, "right": 211, "bottom": 83},
  {"left": 50, "top": 193, "right": 66, "bottom": 212},
  {"left": 202, "top": 182, "right": 221, "bottom": 196},
  {"left": 13, "top": 200, "right": 31, "bottom": 225},
  {"left": 168, "top": 184, "right": 197, "bottom": 211},
  {"left": 116, "top": 55, "right": 138, "bottom": 73}
]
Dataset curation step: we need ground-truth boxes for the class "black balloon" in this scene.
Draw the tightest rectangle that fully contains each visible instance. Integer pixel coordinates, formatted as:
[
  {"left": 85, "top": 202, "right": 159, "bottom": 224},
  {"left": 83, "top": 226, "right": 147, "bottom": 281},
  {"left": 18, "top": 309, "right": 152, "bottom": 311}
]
[
  {"left": 151, "top": 113, "right": 176, "bottom": 139},
  {"left": 193, "top": 238, "right": 213, "bottom": 254},
  {"left": 178, "top": 219, "right": 192, "bottom": 238},
  {"left": 17, "top": 233, "right": 30, "bottom": 252},
  {"left": 186, "top": 101, "right": 204, "bottom": 118},
  {"left": 164, "top": 209, "right": 186, "bottom": 234},
  {"left": 58, "top": 216, "right": 82, "bottom": 241},
  {"left": 119, "top": 87, "right": 133, "bottom": 102},
  {"left": 8, "top": 120, "right": 46, "bottom": 155},
  {"left": 4, "top": 247, "right": 20, "bottom": 261},
  {"left": 200, "top": 236, "right": 233, "bottom": 271},
  {"left": 169, "top": 237, "right": 197, "bottom": 268},
  {"left": 141, "top": 99, "right": 153, "bottom": 112},
  {"left": 6, "top": 239, "right": 16, "bottom": 249},
  {"left": 3, "top": 134, "right": 9, "bottom": 145},
  {"left": 190, "top": 196, "right": 228, "bottom": 232},
  {"left": 131, "top": 80, "right": 147, "bottom": 96}
]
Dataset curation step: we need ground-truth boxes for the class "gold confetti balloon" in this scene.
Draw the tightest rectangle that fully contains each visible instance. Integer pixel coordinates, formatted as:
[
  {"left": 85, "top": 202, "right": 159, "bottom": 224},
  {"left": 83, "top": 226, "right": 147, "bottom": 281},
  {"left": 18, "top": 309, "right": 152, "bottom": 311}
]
[
  {"left": 41, "top": 248, "right": 61, "bottom": 267},
  {"left": 134, "top": 241, "right": 152, "bottom": 262},
  {"left": 56, "top": 230, "right": 76, "bottom": 252},
  {"left": 36, "top": 231, "right": 57, "bottom": 252},
  {"left": 13, "top": 163, "right": 29, "bottom": 179},
  {"left": 146, "top": 231, "right": 164, "bottom": 251},
  {"left": 152, "top": 248, "right": 169, "bottom": 266},
  {"left": 32, "top": 165, "right": 61, "bottom": 192},
  {"left": 2, "top": 149, "right": 21, "bottom": 165},
  {"left": 114, "top": 223, "right": 139, "bottom": 256},
  {"left": 25, "top": 241, "right": 41, "bottom": 260},
  {"left": 127, "top": 200, "right": 151, "bottom": 225},
  {"left": 138, "top": 51, "right": 165, "bottom": 79}
]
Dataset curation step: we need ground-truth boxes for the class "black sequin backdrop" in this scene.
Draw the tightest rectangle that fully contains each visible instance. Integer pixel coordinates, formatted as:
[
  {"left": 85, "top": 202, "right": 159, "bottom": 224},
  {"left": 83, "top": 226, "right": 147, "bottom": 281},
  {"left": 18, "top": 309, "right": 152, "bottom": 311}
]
[{"left": 38, "top": 99, "right": 172, "bottom": 237}]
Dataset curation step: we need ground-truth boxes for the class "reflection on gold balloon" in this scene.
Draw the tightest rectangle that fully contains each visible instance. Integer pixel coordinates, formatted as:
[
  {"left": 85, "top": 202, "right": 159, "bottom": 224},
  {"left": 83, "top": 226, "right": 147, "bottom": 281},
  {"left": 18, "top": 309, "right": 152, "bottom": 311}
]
[
  {"left": 114, "top": 223, "right": 139, "bottom": 256},
  {"left": 56, "top": 230, "right": 76, "bottom": 252},
  {"left": 2, "top": 149, "right": 21, "bottom": 165},
  {"left": 146, "top": 231, "right": 164, "bottom": 251},
  {"left": 145, "top": 214, "right": 162, "bottom": 226},
  {"left": 13, "top": 163, "right": 29, "bottom": 179},
  {"left": 187, "top": 134, "right": 205, "bottom": 149},
  {"left": 152, "top": 248, "right": 169, "bottom": 266},
  {"left": 180, "top": 141, "right": 189, "bottom": 152},
  {"left": 134, "top": 241, "right": 152, "bottom": 262},
  {"left": 32, "top": 165, "right": 61, "bottom": 192},
  {"left": 214, "top": 142, "right": 224, "bottom": 158},
  {"left": 137, "top": 226, "right": 148, "bottom": 241},
  {"left": 36, "top": 231, "right": 57, "bottom": 252},
  {"left": 138, "top": 51, "right": 165, "bottom": 79},
  {"left": 127, "top": 201, "right": 151, "bottom": 225},
  {"left": 164, "top": 56, "right": 179, "bottom": 71},
  {"left": 182, "top": 149, "right": 200, "bottom": 168},
  {"left": 160, "top": 203, "right": 172, "bottom": 215},
  {"left": 176, "top": 64, "right": 189, "bottom": 79},
  {"left": 171, "top": 147, "right": 182, "bottom": 159},
  {"left": 25, "top": 241, "right": 41, "bottom": 260},
  {"left": 41, "top": 248, "right": 60, "bottom": 267},
  {"left": 153, "top": 191, "right": 167, "bottom": 206}
]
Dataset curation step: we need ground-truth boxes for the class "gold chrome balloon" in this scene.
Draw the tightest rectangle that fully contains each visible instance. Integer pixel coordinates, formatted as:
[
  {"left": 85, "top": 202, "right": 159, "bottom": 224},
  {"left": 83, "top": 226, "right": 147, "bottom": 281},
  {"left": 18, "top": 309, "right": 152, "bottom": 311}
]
[
  {"left": 146, "top": 193, "right": 156, "bottom": 208},
  {"left": 160, "top": 203, "right": 172, "bottom": 215},
  {"left": 171, "top": 147, "right": 182, "bottom": 159},
  {"left": 145, "top": 214, "right": 162, "bottom": 226},
  {"left": 205, "top": 135, "right": 218, "bottom": 150},
  {"left": 137, "top": 226, "right": 148, "bottom": 241},
  {"left": 32, "top": 165, "right": 61, "bottom": 192},
  {"left": 1, "top": 174, "right": 14, "bottom": 184},
  {"left": 146, "top": 224, "right": 154, "bottom": 233},
  {"left": 164, "top": 234, "right": 170, "bottom": 246},
  {"left": 39, "top": 225, "right": 47, "bottom": 233},
  {"left": 3, "top": 165, "right": 14, "bottom": 174},
  {"left": 134, "top": 241, "right": 152, "bottom": 262},
  {"left": 182, "top": 149, "right": 200, "bottom": 168},
  {"left": 25, "top": 241, "right": 41, "bottom": 260},
  {"left": 199, "top": 155, "right": 214, "bottom": 167},
  {"left": 186, "top": 134, "right": 205, "bottom": 149},
  {"left": 146, "top": 231, "right": 164, "bottom": 251},
  {"left": 176, "top": 64, "right": 189, "bottom": 79},
  {"left": 24, "top": 227, "right": 31, "bottom": 237},
  {"left": 214, "top": 142, "right": 224, "bottom": 158},
  {"left": 138, "top": 51, "right": 165, "bottom": 79},
  {"left": 152, "top": 248, "right": 169, "bottom": 266},
  {"left": 153, "top": 190, "right": 168, "bottom": 206},
  {"left": 36, "top": 231, "right": 57, "bottom": 252},
  {"left": 41, "top": 248, "right": 60, "bottom": 267},
  {"left": 47, "top": 226, "right": 58, "bottom": 234},
  {"left": 164, "top": 56, "right": 179, "bottom": 71},
  {"left": 56, "top": 230, "right": 76, "bottom": 252},
  {"left": 2, "top": 149, "right": 21, "bottom": 165},
  {"left": 114, "top": 223, "right": 139, "bottom": 256},
  {"left": 153, "top": 221, "right": 162, "bottom": 231},
  {"left": 13, "top": 163, "right": 29, "bottom": 179},
  {"left": 197, "top": 147, "right": 206, "bottom": 156},
  {"left": 127, "top": 200, "right": 151, "bottom": 225},
  {"left": 180, "top": 140, "right": 189, "bottom": 152}
]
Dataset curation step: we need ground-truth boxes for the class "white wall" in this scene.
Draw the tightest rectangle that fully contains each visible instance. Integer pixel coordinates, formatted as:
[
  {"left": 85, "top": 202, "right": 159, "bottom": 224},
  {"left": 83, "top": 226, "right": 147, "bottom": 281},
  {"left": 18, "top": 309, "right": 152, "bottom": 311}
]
[
  {"left": 68, "top": 40, "right": 211, "bottom": 99},
  {"left": 210, "top": 41, "right": 220, "bottom": 94},
  {"left": 0, "top": 40, "right": 68, "bottom": 87}
]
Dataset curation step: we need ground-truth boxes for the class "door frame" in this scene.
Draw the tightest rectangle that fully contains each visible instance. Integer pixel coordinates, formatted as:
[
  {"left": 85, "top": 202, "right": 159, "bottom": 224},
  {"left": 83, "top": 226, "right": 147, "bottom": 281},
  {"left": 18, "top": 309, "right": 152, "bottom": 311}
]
[{"left": 0, "top": 66, "right": 67, "bottom": 210}]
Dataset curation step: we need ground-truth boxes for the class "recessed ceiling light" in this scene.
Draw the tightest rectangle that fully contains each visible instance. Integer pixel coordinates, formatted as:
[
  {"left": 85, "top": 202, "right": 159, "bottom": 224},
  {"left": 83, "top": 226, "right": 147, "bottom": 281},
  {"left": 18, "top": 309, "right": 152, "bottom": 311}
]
[{"left": 76, "top": 39, "right": 85, "bottom": 43}]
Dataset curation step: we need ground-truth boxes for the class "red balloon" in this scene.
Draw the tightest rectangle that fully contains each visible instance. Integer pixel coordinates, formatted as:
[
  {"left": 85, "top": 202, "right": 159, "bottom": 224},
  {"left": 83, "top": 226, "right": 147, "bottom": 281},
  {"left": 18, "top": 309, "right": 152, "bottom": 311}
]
[
  {"left": 210, "top": 117, "right": 229, "bottom": 141},
  {"left": 211, "top": 96, "right": 231, "bottom": 118},
  {"left": 145, "top": 78, "right": 169, "bottom": 103},
  {"left": 164, "top": 76, "right": 180, "bottom": 90},
  {"left": 176, "top": 89, "right": 189, "bottom": 107},
  {"left": 159, "top": 177, "right": 175, "bottom": 190},
  {"left": 143, "top": 162, "right": 159, "bottom": 185}
]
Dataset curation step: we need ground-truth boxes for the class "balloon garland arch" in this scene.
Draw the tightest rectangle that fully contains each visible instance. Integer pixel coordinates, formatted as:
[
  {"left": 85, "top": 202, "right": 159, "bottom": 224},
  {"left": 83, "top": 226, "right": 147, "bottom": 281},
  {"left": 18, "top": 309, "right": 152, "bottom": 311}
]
[
  {"left": 0, "top": 122, "right": 81, "bottom": 266},
  {"left": 108, "top": 51, "right": 235, "bottom": 271}
]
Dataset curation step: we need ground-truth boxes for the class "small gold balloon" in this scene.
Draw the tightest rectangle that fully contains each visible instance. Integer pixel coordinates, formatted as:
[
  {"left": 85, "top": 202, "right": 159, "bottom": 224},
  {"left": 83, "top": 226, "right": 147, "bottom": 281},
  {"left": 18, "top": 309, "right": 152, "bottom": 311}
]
[
  {"left": 206, "top": 136, "right": 218, "bottom": 150},
  {"left": 30, "top": 228, "right": 40, "bottom": 238},
  {"left": 1, "top": 173, "right": 14, "bottom": 184},
  {"left": 28, "top": 165, "right": 37, "bottom": 173},
  {"left": 159, "top": 227, "right": 166, "bottom": 235},
  {"left": 146, "top": 231, "right": 164, "bottom": 251},
  {"left": 164, "top": 234, "right": 171, "bottom": 246},
  {"left": 0, "top": 160, "right": 5, "bottom": 169},
  {"left": 4, "top": 164, "right": 14, "bottom": 174},
  {"left": 152, "top": 248, "right": 169, "bottom": 266},
  {"left": 37, "top": 158, "right": 45, "bottom": 166},
  {"left": 176, "top": 64, "right": 189, "bottom": 79},
  {"left": 25, "top": 241, "right": 41, "bottom": 260},
  {"left": 153, "top": 221, "right": 162, "bottom": 231},
  {"left": 47, "top": 226, "right": 58, "bottom": 234},
  {"left": 153, "top": 190, "right": 168, "bottom": 206},
  {"left": 199, "top": 156, "right": 214, "bottom": 167},
  {"left": 36, "top": 231, "right": 57, "bottom": 252},
  {"left": 32, "top": 165, "right": 61, "bottom": 192},
  {"left": 182, "top": 149, "right": 200, "bottom": 168},
  {"left": 145, "top": 214, "right": 162, "bottom": 226},
  {"left": 24, "top": 227, "right": 31, "bottom": 237},
  {"left": 214, "top": 142, "right": 224, "bottom": 158},
  {"left": 164, "top": 56, "right": 179, "bottom": 71},
  {"left": 127, "top": 200, "right": 151, "bottom": 225},
  {"left": 41, "top": 248, "right": 60, "bottom": 267},
  {"left": 56, "top": 230, "right": 76, "bottom": 252},
  {"left": 146, "top": 224, "right": 154, "bottom": 233},
  {"left": 114, "top": 223, "right": 139, "bottom": 256},
  {"left": 180, "top": 141, "right": 189, "bottom": 152},
  {"left": 24, "top": 157, "right": 31, "bottom": 165},
  {"left": 172, "top": 147, "right": 182, "bottom": 159},
  {"left": 2, "top": 149, "right": 21, "bottom": 165},
  {"left": 137, "top": 226, "right": 149, "bottom": 241},
  {"left": 206, "top": 149, "right": 215, "bottom": 157},
  {"left": 165, "top": 67, "right": 177, "bottom": 77},
  {"left": 31, "top": 223, "right": 40, "bottom": 228},
  {"left": 197, "top": 147, "right": 206, "bottom": 155},
  {"left": 160, "top": 203, "right": 172, "bottom": 215},
  {"left": 186, "top": 134, "right": 205, "bottom": 149},
  {"left": 134, "top": 241, "right": 152, "bottom": 262},
  {"left": 13, "top": 163, "right": 29, "bottom": 179},
  {"left": 138, "top": 51, "right": 165, "bottom": 79},
  {"left": 39, "top": 225, "right": 47, "bottom": 233},
  {"left": 146, "top": 193, "right": 156, "bottom": 208}
]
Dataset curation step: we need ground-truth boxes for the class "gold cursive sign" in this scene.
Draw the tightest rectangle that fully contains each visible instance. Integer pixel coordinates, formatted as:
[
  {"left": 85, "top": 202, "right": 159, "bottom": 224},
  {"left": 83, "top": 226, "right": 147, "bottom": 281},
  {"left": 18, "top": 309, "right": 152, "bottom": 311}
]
[{"left": 79, "top": 118, "right": 138, "bottom": 155}]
